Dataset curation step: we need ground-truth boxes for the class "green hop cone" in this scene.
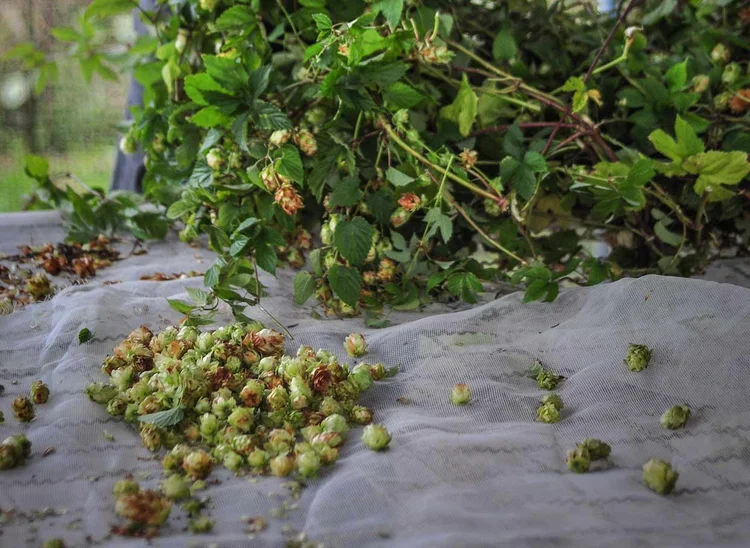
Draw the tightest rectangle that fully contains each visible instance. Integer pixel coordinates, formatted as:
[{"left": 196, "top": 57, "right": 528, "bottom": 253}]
[
  {"left": 182, "top": 449, "right": 214, "bottom": 480},
  {"left": 161, "top": 474, "right": 191, "bottom": 501},
  {"left": 113, "top": 478, "right": 140, "bottom": 498},
  {"left": 248, "top": 449, "right": 270, "bottom": 471},
  {"left": 536, "top": 402, "right": 561, "bottom": 424},
  {"left": 85, "top": 382, "right": 118, "bottom": 404},
  {"left": 642, "top": 458, "right": 679, "bottom": 494},
  {"left": 362, "top": 424, "right": 391, "bottom": 451},
  {"left": 115, "top": 490, "right": 172, "bottom": 526},
  {"left": 660, "top": 404, "right": 690, "bottom": 430},
  {"left": 296, "top": 451, "right": 322, "bottom": 478},
  {"left": 450, "top": 383, "right": 472, "bottom": 405},
  {"left": 350, "top": 364, "right": 374, "bottom": 392},
  {"left": 624, "top": 344, "right": 651, "bottom": 372},
  {"left": 321, "top": 413, "right": 349, "bottom": 435},
  {"left": 349, "top": 405, "right": 374, "bottom": 425},
  {"left": 541, "top": 393, "right": 563, "bottom": 410},
  {"left": 12, "top": 396, "right": 35, "bottom": 422},
  {"left": 566, "top": 446, "right": 591, "bottom": 473},
  {"left": 188, "top": 516, "right": 214, "bottom": 534},
  {"left": 344, "top": 333, "right": 367, "bottom": 357},
  {"left": 223, "top": 450, "right": 244, "bottom": 472},
  {"left": 0, "top": 443, "right": 19, "bottom": 470},
  {"left": 30, "top": 380, "right": 50, "bottom": 404},
  {"left": 269, "top": 454, "right": 295, "bottom": 477},
  {"left": 579, "top": 438, "right": 611, "bottom": 460}
]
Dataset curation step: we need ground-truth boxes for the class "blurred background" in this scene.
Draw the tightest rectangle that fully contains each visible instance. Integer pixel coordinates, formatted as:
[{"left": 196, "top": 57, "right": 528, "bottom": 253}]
[{"left": 0, "top": 0, "right": 135, "bottom": 212}]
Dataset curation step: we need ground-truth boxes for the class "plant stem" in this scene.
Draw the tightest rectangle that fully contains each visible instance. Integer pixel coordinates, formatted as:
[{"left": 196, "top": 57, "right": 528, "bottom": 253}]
[
  {"left": 382, "top": 123, "right": 500, "bottom": 202},
  {"left": 275, "top": 0, "right": 305, "bottom": 47}
]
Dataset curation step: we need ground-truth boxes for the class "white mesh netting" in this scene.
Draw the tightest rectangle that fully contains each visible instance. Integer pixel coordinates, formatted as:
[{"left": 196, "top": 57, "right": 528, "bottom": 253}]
[{"left": 1, "top": 211, "right": 750, "bottom": 547}]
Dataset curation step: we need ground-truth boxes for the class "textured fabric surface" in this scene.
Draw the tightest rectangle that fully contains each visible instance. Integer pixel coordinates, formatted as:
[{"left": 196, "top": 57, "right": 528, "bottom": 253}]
[{"left": 1, "top": 211, "right": 750, "bottom": 547}]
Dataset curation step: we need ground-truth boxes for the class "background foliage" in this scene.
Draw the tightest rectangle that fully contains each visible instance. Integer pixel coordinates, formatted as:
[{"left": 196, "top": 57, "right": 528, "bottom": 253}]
[{"left": 6, "top": 0, "right": 750, "bottom": 326}]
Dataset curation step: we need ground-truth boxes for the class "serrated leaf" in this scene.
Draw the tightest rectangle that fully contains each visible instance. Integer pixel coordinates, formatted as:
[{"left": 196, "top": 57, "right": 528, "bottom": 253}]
[
  {"left": 255, "top": 244, "right": 277, "bottom": 274},
  {"left": 665, "top": 59, "right": 688, "bottom": 92},
  {"left": 191, "top": 106, "right": 231, "bottom": 128},
  {"left": 166, "top": 200, "right": 191, "bottom": 220},
  {"left": 252, "top": 101, "right": 292, "bottom": 130},
  {"left": 385, "top": 167, "right": 414, "bottom": 187},
  {"left": 492, "top": 29, "right": 517, "bottom": 60},
  {"left": 204, "top": 264, "right": 220, "bottom": 288},
  {"left": 383, "top": 82, "right": 425, "bottom": 109},
  {"left": 329, "top": 177, "right": 363, "bottom": 207},
  {"left": 373, "top": 0, "right": 404, "bottom": 29},
  {"left": 138, "top": 407, "right": 185, "bottom": 428},
  {"left": 186, "top": 287, "right": 210, "bottom": 305},
  {"left": 167, "top": 299, "right": 195, "bottom": 315},
  {"left": 78, "top": 328, "right": 93, "bottom": 344},
  {"left": 424, "top": 207, "right": 453, "bottom": 243},
  {"left": 24, "top": 155, "right": 49, "bottom": 181},
  {"left": 446, "top": 272, "right": 482, "bottom": 304},
  {"left": 523, "top": 151, "right": 547, "bottom": 173},
  {"left": 334, "top": 217, "right": 374, "bottom": 266},
  {"left": 675, "top": 115, "right": 704, "bottom": 157},
  {"left": 85, "top": 0, "right": 134, "bottom": 20},
  {"left": 627, "top": 158, "right": 655, "bottom": 187},
  {"left": 312, "top": 13, "right": 333, "bottom": 32},
  {"left": 216, "top": 5, "right": 256, "bottom": 31},
  {"left": 293, "top": 271, "right": 315, "bottom": 305},
  {"left": 439, "top": 74, "right": 478, "bottom": 137},
  {"left": 327, "top": 264, "right": 362, "bottom": 307},
  {"left": 275, "top": 145, "right": 304, "bottom": 184},
  {"left": 686, "top": 151, "right": 750, "bottom": 197}
]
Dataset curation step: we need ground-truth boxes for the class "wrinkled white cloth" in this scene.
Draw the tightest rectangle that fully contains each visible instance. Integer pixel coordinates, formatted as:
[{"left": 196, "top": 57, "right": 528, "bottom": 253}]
[{"left": 1, "top": 211, "right": 749, "bottom": 547}]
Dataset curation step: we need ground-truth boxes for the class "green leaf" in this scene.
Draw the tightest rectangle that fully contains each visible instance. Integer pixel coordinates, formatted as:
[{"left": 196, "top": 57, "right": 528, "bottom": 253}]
[
  {"left": 186, "top": 288, "right": 210, "bottom": 306},
  {"left": 216, "top": 5, "right": 256, "bottom": 31},
  {"left": 78, "top": 328, "right": 93, "bottom": 344},
  {"left": 85, "top": 0, "right": 134, "bottom": 20},
  {"left": 229, "top": 235, "right": 251, "bottom": 257},
  {"left": 275, "top": 145, "right": 304, "bottom": 184},
  {"left": 138, "top": 407, "right": 185, "bottom": 428},
  {"left": 654, "top": 220, "right": 683, "bottom": 246},
  {"left": 685, "top": 151, "right": 750, "bottom": 197},
  {"left": 204, "top": 264, "right": 220, "bottom": 288},
  {"left": 191, "top": 106, "right": 231, "bottom": 128},
  {"left": 334, "top": 217, "right": 374, "bottom": 266},
  {"left": 166, "top": 200, "right": 191, "bottom": 220},
  {"left": 327, "top": 264, "right": 362, "bottom": 307},
  {"left": 252, "top": 101, "right": 292, "bottom": 130},
  {"left": 386, "top": 167, "right": 415, "bottom": 187},
  {"left": 51, "top": 27, "right": 81, "bottom": 42},
  {"left": 24, "top": 155, "right": 49, "bottom": 181},
  {"left": 184, "top": 73, "right": 229, "bottom": 106},
  {"left": 439, "top": 74, "right": 478, "bottom": 137},
  {"left": 627, "top": 158, "right": 655, "bottom": 187},
  {"left": 492, "top": 29, "right": 517, "bottom": 60},
  {"left": 293, "top": 271, "right": 316, "bottom": 305},
  {"left": 665, "top": 59, "right": 688, "bottom": 92},
  {"left": 562, "top": 77, "right": 586, "bottom": 93},
  {"left": 329, "top": 177, "right": 363, "bottom": 208},
  {"left": 167, "top": 299, "right": 195, "bottom": 315},
  {"left": 424, "top": 207, "right": 453, "bottom": 243},
  {"left": 446, "top": 272, "right": 482, "bottom": 304},
  {"left": 202, "top": 54, "right": 248, "bottom": 91},
  {"left": 675, "top": 115, "right": 704, "bottom": 157},
  {"left": 571, "top": 90, "right": 588, "bottom": 113},
  {"left": 523, "top": 151, "right": 547, "bottom": 173},
  {"left": 312, "top": 13, "right": 333, "bottom": 32},
  {"left": 255, "top": 244, "right": 277, "bottom": 274},
  {"left": 503, "top": 125, "right": 524, "bottom": 159},
  {"left": 373, "top": 0, "right": 404, "bottom": 29},
  {"left": 649, "top": 130, "right": 682, "bottom": 163},
  {"left": 383, "top": 82, "right": 425, "bottom": 109}
]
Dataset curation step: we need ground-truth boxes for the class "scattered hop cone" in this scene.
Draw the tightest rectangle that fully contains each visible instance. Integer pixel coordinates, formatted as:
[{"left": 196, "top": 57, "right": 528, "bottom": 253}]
[
  {"left": 350, "top": 405, "right": 373, "bottom": 425},
  {"left": 541, "top": 393, "right": 563, "bottom": 410},
  {"left": 730, "top": 89, "right": 750, "bottom": 114},
  {"left": 459, "top": 149, "right": 478, "bottom": 170},
  {"left": 660, "top": 404, "right": 690, "bottom": 430},
  {"left": 390, "top": 207, "right": 412, "bottom": 228},
  {"left": 140, "top": 423, "right": 163, "bottom": 452},
  {"left": 26, "top": 274, "right": 53, "bottom": 301},
  {"left": 536, "top": 402, "right": 561, "bottom": 424},
  {"left": 161, "top": 474, "right": 191, "bottom": 501},
  {"left": 722, "top": 62, "right": 741, "bottom": 85},
  {"left": 450, "top": 383, "right": 471, "bottom": 405},
  {"left": 344, "top": 333, "right": 367, "bottom": 357},
  {"left": 269, "top": 129, "right": 292, "bottom": 147},
  {"left": 188, "top": 516, "right": 214, "bottom": 533},
  {"left": 223, "top": 450, "right": 244, "bottom": 472},
  {"left": 566, "top": 446, "right": 591, "bottom": 473},
  {"left": 642, "top": 458, "right": 679, "bottom": 494},
  {"left": 579, "top": 438, "right": 611, "bottom": 460},
  {"left": 691, "top": 74, "right": 710, "bottom": 94},
  {"left": 30, "top": 380, "right": 49, "bottom": 404},
  {"left": 625, "top": 344, "right": 651, "bottom": 372},
  {"left": 362, "top": 424, "right": 391, "bottom": 451},
  {"left": 115, "top": 490, "right": 172, "bottom": 526},
  {"left": 321, "top": 413, "right": 349, "bottom": 435},
  {"left": 248, "top": 449, "right": 270, "bottom": 471},
  {"left": 113, "top": 478, "right": 140, "bottom": 497},
  {"left": 12, "top": 396, "right": 35, "bottom": 422},
  {"left": 294, "top": 129, "right": 318, "bottom": 157},
  {"left": 0, "top": 443, "right": 18, "bottom": 470},
  {"left": 350, "top": 364, "right": 374, "bottom": 392}
]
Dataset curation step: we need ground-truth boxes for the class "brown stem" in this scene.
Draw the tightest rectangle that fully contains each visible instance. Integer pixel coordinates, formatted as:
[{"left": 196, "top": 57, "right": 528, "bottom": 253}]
[{"left": 470, "top": 122, "right": 577, "bottom": 137}]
